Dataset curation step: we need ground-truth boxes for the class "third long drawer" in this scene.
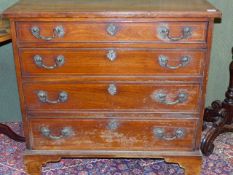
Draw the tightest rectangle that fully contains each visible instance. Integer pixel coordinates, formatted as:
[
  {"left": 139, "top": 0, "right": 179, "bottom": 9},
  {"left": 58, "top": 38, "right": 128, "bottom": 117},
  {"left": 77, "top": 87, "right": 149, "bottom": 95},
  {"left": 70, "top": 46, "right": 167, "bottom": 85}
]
[{"left": 23, "top": 82, "right": 201, "bottom": 112}]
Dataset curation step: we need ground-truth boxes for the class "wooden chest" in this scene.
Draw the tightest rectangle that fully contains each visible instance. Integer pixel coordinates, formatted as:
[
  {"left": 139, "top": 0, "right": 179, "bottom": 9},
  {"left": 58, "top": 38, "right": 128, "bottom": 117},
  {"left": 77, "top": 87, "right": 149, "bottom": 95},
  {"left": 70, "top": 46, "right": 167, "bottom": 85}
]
[{"left": 4, "top": 0, "right": 221, "bottom": 174}]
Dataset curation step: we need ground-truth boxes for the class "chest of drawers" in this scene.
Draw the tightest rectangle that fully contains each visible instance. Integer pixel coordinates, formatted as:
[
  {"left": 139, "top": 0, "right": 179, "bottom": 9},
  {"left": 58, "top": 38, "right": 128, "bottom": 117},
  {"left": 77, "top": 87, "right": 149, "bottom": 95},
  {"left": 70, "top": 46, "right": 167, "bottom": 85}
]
[{"left": 4, "top": 0, "right": 221, "bottom": 174}]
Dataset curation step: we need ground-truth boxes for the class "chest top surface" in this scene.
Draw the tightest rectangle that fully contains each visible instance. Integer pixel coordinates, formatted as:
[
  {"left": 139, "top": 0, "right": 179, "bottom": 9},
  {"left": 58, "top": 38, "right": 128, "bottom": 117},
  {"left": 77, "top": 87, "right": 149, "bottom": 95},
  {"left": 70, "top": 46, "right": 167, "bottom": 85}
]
[{"left": 4, "top": 0, "right": 221, "bottom": 18}]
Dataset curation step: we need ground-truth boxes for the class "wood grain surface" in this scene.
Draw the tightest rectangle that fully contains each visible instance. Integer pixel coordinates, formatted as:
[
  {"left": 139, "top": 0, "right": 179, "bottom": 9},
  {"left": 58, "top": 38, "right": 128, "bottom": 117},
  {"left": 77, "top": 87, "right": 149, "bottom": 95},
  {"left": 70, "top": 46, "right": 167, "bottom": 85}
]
[
  {"left": 4, "top": 0, "right": 221, "bottom": 174},
  {"left": 23, "top": 82, "right": 201, "bottom": 112},
  {"left": 4, "top": 0, "right": 221, "bottom": 18},
  {"left": 16, "top": 21, "right": 207, "bottom": 43},
  {"left": 19, "top": 48, "right": 206, "bottom": 77},
  {"left": 29, "top": 117, "right": 198, "bottom": 151}
]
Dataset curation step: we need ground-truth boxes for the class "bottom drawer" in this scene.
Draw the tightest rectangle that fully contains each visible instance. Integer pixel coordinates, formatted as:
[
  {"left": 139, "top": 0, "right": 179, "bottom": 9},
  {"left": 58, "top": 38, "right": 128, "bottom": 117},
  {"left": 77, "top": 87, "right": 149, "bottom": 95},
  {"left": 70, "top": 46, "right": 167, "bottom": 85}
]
[{"left": 29, "top": 118, "right": 198, "bottom": 151}]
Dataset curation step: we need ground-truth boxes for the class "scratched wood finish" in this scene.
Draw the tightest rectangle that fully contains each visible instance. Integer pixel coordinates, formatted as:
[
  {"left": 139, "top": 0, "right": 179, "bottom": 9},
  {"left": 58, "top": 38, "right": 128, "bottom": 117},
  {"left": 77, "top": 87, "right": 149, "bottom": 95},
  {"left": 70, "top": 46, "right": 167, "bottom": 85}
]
[
  {"left": 29, "top": 117, "right": 197, "bottom": 150},
  {"left": 4, "top": 0, "right": 221, "bottom": 174},
  {"left": 20, "top": 48, "right": 206, "bottom": 77},
  {"left": 23, "top": 83, "right": 200, "bottom": 112},
  {"left": 16, "top": 21, "right": 207, "bottom": 43}
]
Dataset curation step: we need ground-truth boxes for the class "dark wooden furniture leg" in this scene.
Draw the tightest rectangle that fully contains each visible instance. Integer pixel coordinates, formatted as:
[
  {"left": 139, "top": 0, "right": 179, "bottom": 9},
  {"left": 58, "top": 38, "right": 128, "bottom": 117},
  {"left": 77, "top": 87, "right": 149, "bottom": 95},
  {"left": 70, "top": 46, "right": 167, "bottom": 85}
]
[
  {"left": 201, "top": 47, "right": 233, "bottom": 156},
  {"left": 0, "top": 123, "right": 25, "bottom": 142}
]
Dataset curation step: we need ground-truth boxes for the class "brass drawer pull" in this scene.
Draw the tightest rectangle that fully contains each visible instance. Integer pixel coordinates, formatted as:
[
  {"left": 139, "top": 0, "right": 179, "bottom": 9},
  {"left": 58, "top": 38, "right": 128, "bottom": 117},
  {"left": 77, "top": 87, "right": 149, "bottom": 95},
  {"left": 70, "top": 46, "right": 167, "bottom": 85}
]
[
  {"left": 158, "top": 55, "right": 190, "bottom": 69},
  {"left": 152, "top": 91, "right": 188, "bottom": 105},
  {"left": 108, "top": 84, "right": 117, "bottom": 96},
  {"left": 40, "top": 126, "right": 73, "bottom": 140},
  {"left": 153, "top": 128, "right": 185, "bottom": 141},
  {"left": 37, "top": 90, "right": 68, "bottom": 104},
  {"left": 106, "top": 23, "right": 118, "bottom": 36},
  {"left": 33, "top": 55, "right": 65, "bottom": 69},
  {"left": 107, "top": 49, "right": 117, "bottom": 61},
  {"left": 158, "top": 26, "right": 192, "bottom": 41},
  {"left": 31, "top": 25, "right": 65, "bottom": 41}
]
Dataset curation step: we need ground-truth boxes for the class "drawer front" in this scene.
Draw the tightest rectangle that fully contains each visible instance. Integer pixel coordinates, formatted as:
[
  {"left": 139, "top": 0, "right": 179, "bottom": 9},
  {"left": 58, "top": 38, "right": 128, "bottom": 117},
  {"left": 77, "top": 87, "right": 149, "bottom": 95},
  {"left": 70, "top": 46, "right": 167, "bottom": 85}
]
[
  {"left": 17, "top": 21, "right": 207, "bottom": 43},
  {"left": 29, "top": 118, "right": 197, "bottom": 151},
  {"left": 20, "top": 49, "right": 205, "bottom": 76},
  {"left": 23, "top": 83, "right": 200, "bottom": 112}
]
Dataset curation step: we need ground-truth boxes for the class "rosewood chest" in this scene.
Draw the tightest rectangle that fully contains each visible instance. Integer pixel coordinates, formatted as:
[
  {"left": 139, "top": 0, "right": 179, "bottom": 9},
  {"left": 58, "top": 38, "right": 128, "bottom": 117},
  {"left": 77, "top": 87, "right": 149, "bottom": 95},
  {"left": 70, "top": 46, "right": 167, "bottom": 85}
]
[{"left": 4, "top": 0, "right": 221, "bottom": 174}]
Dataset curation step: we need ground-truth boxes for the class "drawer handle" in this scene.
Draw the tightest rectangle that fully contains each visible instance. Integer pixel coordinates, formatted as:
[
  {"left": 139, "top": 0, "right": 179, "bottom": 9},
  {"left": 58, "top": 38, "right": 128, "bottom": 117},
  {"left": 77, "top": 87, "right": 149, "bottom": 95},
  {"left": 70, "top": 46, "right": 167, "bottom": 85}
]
[
  {"left": 153, "top": 128, "right": 186, "bottom": 141},
  {"left": 158, "top": 55, "right": 190, "bottom": 70},
  {"left": 106, "top": 23, "right": 118, "bottom": 36},
  {"left": 37, "top": 90, "right": 68, "bottom": 104},
  {"left": 153, "top": 91, "right": 188, "bottom": 105},
  {"left": 107, "top": 49, "right": 117, "bottom": 61},
  {"left": 31, "top": 25, "right": 65, "bottom": 41},
  {"left": 158, "top": 26, "right": 192, "bottom": 41},
  {"left": 33, "top": 55, "right": 65, "bottom": 69},
  {"left": 40, "top": 126, "right": 73, "bottom": 140},
  {"left": 108, "top": 84, "right": 117, "bottom": 96}
]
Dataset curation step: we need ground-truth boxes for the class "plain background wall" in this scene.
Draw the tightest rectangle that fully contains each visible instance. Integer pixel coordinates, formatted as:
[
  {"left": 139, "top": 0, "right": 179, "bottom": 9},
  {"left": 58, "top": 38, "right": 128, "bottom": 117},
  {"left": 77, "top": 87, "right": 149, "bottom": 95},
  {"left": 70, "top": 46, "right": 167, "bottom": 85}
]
[{"left": 0, "top": 0, "right": 233, "bottom": 121}]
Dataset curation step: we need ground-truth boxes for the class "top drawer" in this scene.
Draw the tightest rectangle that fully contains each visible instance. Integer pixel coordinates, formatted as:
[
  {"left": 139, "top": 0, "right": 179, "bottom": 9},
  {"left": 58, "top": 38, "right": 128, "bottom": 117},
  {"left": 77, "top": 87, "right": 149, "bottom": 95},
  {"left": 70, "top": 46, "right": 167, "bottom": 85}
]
[{"left": 16, "top": 21, "right": 207, "bottom": 43}]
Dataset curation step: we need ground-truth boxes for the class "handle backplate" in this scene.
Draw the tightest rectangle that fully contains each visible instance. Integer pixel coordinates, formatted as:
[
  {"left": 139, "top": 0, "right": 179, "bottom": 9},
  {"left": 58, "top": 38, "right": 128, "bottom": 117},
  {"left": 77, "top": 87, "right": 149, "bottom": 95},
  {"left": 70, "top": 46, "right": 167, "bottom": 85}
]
[
  {"left": 34, "top": 55, "right": 65, "bottom": 69},
  {"left": 31, "top": 25, "right": 65, "bottom": 41},
  {"left": 158, "top": 26, "right": 192, "bottom": 41},
  {"left": 158, "top": 55, "right": 190, "bottom": 70},
  {"left": 152, "top": 91, "right": 188, "bottom": 105},
  {"left": 153, "top": 128, "right": 185, "bottom": 141},
  {"left": 37, "top": 90, "right": 68, "bottom": 104},
  {"left": 40, "top": 126, "right": 73, "bottom": 140}
]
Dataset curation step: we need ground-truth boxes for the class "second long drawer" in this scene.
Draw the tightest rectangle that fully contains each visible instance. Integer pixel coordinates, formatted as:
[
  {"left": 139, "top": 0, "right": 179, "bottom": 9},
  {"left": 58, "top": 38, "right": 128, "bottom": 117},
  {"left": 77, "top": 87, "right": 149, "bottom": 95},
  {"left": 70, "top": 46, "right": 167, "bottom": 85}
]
[
  {"left": 19, "top": 48, "right": 206, "bottom": 77},
  {"left": 23, "top": 82, "right": 201, "bottom": 112}
]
